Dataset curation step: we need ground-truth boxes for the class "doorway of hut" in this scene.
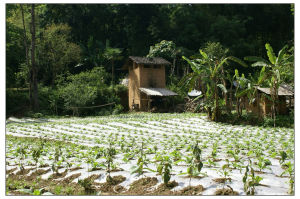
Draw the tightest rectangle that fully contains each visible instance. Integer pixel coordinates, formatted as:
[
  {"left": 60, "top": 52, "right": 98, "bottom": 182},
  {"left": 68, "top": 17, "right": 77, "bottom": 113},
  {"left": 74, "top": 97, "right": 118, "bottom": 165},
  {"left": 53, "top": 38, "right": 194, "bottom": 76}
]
[{"left": 148, "top": 96, "right": 169, "bottom": 112}]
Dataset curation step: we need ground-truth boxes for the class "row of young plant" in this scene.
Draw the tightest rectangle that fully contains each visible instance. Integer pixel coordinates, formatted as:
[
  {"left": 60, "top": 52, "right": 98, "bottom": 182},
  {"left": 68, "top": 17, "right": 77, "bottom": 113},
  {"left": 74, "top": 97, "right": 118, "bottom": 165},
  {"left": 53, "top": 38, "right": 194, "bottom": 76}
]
[
  {"left": 6, "top": 126, "right": 294, "bottom": 195},
  {"left": 7, "top": 118, "right": 294, "bottom": 166},
  {"left": 5, "top": 124, "right": 293, "bottom": 196}
]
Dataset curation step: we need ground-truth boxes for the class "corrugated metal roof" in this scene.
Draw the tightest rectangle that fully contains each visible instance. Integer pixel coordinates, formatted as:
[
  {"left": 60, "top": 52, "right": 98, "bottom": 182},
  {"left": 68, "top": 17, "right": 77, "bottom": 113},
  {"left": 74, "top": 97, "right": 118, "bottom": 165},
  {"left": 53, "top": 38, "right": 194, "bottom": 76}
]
[
  {"left": 129, "top": 56, "right": 171, "bottom": 65},
  {"left": 256, "top": 86, "right": 293, "bottom": 96},
  {"left": 139, "top": 88, "right": 178, "bottom": 96}
]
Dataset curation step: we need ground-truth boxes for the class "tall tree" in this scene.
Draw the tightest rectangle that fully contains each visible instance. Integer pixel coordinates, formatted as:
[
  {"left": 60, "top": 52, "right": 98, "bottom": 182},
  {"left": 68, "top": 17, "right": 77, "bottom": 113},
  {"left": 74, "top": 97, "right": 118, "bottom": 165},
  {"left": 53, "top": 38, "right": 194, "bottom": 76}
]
[
  {"left": 37, "top": 24, "right": 81, "bottom": 86},
  {"left": 20, "top": 4, "right": 32, "bottom": 104},
  {"left": 30, "top": 4, "right": 39, "bottom": 111}
]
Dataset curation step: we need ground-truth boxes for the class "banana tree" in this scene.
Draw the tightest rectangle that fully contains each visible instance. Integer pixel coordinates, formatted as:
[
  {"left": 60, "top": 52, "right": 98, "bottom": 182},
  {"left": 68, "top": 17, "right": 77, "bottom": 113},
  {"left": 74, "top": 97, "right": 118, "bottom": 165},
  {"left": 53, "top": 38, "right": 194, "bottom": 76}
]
[
  {"left": 233, "top": 70, "right": 250, "bottom": 117},
  {"left": 234, "top": 66, "right": 267, "bottom": 118},
  {"left": 181, "top": 46, "right": 247, "bottom": 121},
  {"left": 245, "top": 43, "right": 293, "bottom": 127}
]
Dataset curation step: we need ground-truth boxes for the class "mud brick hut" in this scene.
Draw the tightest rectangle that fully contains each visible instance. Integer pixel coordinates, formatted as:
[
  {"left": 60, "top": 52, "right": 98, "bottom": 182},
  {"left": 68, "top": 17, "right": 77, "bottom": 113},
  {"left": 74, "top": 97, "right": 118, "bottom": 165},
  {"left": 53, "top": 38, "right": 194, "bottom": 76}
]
[
  {"left": 246, "top": 85, "right": 294, "bottom": 116},
  {"left": 123, "top": 56, "right": 178, "bottom": 111}
]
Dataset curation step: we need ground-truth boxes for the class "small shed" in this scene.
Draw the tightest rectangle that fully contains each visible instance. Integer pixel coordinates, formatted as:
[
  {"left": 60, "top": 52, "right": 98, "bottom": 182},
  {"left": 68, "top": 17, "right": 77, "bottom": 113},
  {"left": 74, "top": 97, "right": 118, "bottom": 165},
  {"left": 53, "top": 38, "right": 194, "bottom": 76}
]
[
  {"left": 247, "top": 85, "right": 294, "bottom": 116},
  {"left": 124, "top": 56, "right": 178, "bottom": 111}
]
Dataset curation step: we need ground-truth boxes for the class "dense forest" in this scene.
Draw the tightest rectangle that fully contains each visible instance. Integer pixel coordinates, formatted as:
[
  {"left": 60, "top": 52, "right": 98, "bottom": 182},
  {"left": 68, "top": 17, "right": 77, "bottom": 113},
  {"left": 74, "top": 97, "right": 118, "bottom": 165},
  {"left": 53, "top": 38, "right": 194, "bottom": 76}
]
[{"left": 6, "top": 4, "right": 294, "bottom": 119}]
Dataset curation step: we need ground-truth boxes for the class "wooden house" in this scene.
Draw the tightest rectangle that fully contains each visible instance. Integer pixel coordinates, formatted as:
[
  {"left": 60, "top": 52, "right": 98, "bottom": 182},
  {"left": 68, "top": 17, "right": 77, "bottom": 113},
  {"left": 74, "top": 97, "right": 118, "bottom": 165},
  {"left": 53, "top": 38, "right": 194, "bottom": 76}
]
[
  {"left": 124, "top": 56, "right": 178, "bottom": 111},
  {"left": 246, "top": 85, "right": 294, "bottom": 116}
]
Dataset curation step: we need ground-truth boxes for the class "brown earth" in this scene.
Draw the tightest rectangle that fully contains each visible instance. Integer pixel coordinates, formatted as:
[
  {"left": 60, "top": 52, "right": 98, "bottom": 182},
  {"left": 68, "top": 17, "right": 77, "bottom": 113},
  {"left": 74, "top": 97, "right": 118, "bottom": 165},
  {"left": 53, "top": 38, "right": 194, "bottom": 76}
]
[
  {"left": 16, "top": 168, "right": 35, "bottom": 175},
  {"left": 125, "top": 177, "right": 159, "bottom": 195},
  {"left": 213, "top": 177, "right": 232, "bottom": 183},
  {"left": 25, "top": 168, "right": 51, "bottom": 181},
  {"left": 7, "top": 167, "right": 207, "bottom": 196},
  {"left": 215, "top": 187, "right": 239, "bottom": 195},
  {"left": 48, "top": 169, "right": 68, "bottom": 179},
  {"left": 95, "top": 175, "right": 126, "bottom": 194},
  {"left": 69, "top": 167, "right": 83, "bottom": 172},
  {"left": 174, "top": 185, "right": 205, "bottom": 195},
  {"left": 6, "top": 167, "right": 18, "bottom": 175}
]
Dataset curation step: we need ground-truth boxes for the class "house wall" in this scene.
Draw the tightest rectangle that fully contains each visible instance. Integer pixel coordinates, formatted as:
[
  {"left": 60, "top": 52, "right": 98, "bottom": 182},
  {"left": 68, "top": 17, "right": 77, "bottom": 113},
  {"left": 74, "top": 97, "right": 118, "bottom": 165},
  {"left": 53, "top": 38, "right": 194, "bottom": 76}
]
[
  {"left": 129, "top": 63, "right": 166, "bottom": 111},
  {"left": 278, "top": 96, "right": 287, "bottom": 115},
  {"left": 262, "top": 95, "right": 272, "bottom": 116},
  {"left": 140, "top": 92, "right": 149, "bottom": 111},
  {"left": 139, "top": 64, "right": 166, "bottom": 88},
  {"left": 128, "top": 62, "right": 141, "bottom": 110},
  {"left": 262, "top": 95, "right": 287, "bottom": 115},
  {"left": 247, "top": 93, "right": 288, "bottom": 116},
  {"left": 139, "top": 64, "right": 165, "bottom": 111}
]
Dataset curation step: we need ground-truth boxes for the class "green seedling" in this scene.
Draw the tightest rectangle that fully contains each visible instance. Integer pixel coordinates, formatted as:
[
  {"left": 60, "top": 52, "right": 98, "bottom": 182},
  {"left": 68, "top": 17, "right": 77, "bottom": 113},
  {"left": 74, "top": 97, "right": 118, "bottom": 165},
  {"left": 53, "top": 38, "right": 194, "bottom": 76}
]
[
  {"left": 206, "top": 158, "right": 217, "bottom": 168},
  {"left": 211, "top": 148, "right": 217, "bottom": 160},
  {"left": 78, "top": 178, "right": 93, "bottom": 193},
  {"left": 257, "top": 157, "right": 271, "bottom": 172},
  {"left": 155, "top": 156, "right": 172, "bottom": 185},
  {"left": 16, "top": 144, "right": 27, "bottom": 172},
  {"left": 51, "top": 145, "right": 62, "bottom": 174},
  {"left": 217, "top": 159, "right": 232, "bottom": 188},
  {"left": 130, "top": 142, "right": 152, "bottom": 176},
  {"left": 169, "top": 150, "right": 182, "bottom": 162},
  {"left": 279, "top": 151, "right": 287, "bottom": 165},
  {"left": 32, "top": 147, "right": 41, "bottom": 170},
  {"left": 243, "top": 160, "right": 263, "bottom": 195},
  {"left": 230, "top": 161, "right": 243, "bottom": 173},
  {"left": 179, "top": 141, "right": 206, "bottom": 186},
  {"left": 227, "top": 149, "right": 240, "bottom": 162},
  {"left": 104, "top": 140, "right": 116, "bottom": 182},
  {"left": 280, "top": 161, "right": 294, "bottom": 195}
]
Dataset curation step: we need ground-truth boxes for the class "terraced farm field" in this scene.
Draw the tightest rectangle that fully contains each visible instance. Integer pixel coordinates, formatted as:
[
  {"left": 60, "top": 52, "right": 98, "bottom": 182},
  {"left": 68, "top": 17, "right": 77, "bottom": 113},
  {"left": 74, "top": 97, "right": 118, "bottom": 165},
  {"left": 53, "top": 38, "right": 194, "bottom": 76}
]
[{"left": 5, "top": 113, "right": 294, "bottom": 195}]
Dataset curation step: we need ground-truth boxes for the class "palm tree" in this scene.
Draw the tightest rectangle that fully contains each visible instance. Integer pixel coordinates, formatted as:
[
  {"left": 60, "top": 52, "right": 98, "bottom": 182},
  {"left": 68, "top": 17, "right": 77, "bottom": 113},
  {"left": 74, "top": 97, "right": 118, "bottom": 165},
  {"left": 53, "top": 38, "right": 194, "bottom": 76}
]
[
  {"left": 103, "top": 41, "right": 122, "bottom": 85},
  {"left": 245, "top": 43, "right": 293, "bottom": 127}
]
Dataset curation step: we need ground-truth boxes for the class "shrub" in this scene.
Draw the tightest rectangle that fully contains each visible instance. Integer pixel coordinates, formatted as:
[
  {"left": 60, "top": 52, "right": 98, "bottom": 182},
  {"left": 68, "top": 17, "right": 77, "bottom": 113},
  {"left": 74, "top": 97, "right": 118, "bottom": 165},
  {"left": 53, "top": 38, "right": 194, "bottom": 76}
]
[
  {"left": 112, "top": 104, "right": 124, "bottom": 115},
  {"left": 6, "top": 88, "right": 29, "bottom": 117},
  {"left": 57, "top": 67, "right": 126, "bottom": 116}
]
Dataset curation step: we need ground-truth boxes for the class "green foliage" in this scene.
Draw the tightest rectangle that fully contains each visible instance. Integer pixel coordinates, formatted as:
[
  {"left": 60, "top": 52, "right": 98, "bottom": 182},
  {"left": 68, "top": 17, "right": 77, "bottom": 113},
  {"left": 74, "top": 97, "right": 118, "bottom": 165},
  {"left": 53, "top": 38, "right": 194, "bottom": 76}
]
[
  {"left": 6, "top": 89, "right": 29, "bottom": 117},
  {"left": 147, "top": 40, "right": 176, "bottom": 61},
  {"left": 6, "top": 21, "right": 26, "bottom": 88},
  {"left": 6, "top": 4, "right": 294, "bottom": 117},
  {"left": 78, "top": 178, "right": 93, "bottom": 192},
  {"left": 33, "top": 189, "right": 41, "bottom": 195},
  {"left": 245, "top": 43, "right": 293, "bottom": 127},
  {"left": 103, "top": 45, "right": 122, "bottom": 61},
  {"left": 57, "top": 67, "right": 113, "bottom": 115},
  {"left": 181, "top": 42, "right": 246, "bottom": 121},
  {"left": 37, "top": 23, "right": 82, "bottom": 85}
]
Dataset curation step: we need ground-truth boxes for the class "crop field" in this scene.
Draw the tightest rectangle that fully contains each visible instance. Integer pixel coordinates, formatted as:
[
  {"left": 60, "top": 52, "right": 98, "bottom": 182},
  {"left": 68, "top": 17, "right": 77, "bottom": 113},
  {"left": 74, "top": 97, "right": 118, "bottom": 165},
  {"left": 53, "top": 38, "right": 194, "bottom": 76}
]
[{"left": 5, "top": 113, "right": 294, "bottom": 195}]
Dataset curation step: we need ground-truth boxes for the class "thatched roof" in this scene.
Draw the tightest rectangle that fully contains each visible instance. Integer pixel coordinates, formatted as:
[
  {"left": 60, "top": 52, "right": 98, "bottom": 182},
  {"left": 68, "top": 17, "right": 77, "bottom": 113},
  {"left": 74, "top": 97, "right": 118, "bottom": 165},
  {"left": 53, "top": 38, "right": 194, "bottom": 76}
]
[
  {"left": 129, "top": 56, "right": 171, "bottom": 65},
  {"left": 139, "top": 88, "right": 178, "bottom": 96},
  {"left": 256, "top": 85, "right": 294, "bottom": 96}
]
